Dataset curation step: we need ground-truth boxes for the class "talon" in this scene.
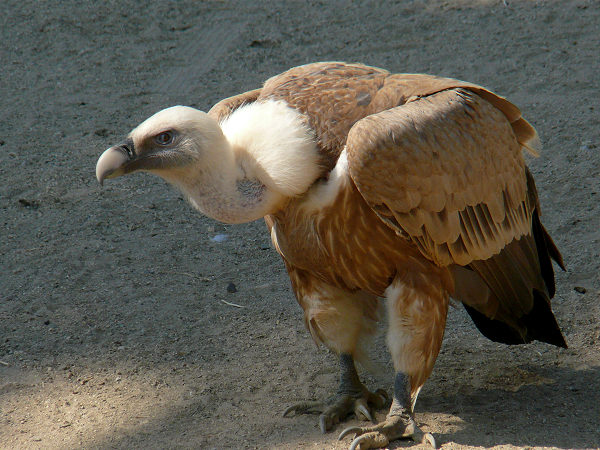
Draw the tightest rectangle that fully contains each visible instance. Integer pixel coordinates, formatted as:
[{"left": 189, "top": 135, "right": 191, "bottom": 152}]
[
  {"left": 283, "top": 401, "right": 324, "bottom": 418},
  {"left": 375, "top": 389, "right": 389, "bottom": 404},
  {"left": 319, "top": 414, "right": 327, "bottom": 433},
  {"left": 282, "top": 404, "right": 298, "bottom": 417},
  {"left": 409, "top": 421, "right": 437, "bottom": 448},
  {"left": 319, "top": 413, "right": 333, "bottom": 433},
  {"left": 423, "top": 432, "right": 437, "bottom": 448},
  {"left": 356, "top": 403, "right": 372, "bottom": 421},
  {"left": 338, "top": 426, "right": 364, "bottom": 441},
  {"left": 349, "top": 435, "right": 368, "bottom": 450},
  {"left": 366, "top": 389, "right": 388, "bottom": 409}
]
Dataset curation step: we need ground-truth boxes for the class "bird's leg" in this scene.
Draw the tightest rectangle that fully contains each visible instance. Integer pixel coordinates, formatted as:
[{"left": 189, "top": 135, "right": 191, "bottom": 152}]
[
  {"left": 337, "top": 276, "right": 448, "bottom": 449},
  {"left": 283, "top": 353, "right": 388, "bottom": 433},
  {"left": 338, "top": 372, "right": 436, "bottom": 449}
]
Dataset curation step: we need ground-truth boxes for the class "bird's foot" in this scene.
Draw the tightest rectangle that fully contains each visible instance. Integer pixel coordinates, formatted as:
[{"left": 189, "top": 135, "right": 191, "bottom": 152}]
[
  {"left": 338, "top": 411, "right": 436, "bottom": 450},
  {"left": 283, "top": 388, "right": 388, "bottom": 433}
]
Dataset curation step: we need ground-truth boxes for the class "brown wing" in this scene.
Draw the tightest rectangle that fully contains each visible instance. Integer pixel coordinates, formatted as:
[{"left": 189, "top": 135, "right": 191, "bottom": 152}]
[
  {"left": 347, "top": 88, "right": 532, "bottom": 267},
  {"left": 347, "top": 87, "right": 566, "bottom": 347},
  {"left": 208, "top": 88, "right": 262, "bottom": 122}
]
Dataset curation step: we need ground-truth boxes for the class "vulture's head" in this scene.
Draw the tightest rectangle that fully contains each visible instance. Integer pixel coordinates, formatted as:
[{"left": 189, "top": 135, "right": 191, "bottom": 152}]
[
  {"left": 95, "top": 102, "right": 320, "bottom": 223},
  {"left": 96, "top": 106, "right": 226, "bottom": 186}
]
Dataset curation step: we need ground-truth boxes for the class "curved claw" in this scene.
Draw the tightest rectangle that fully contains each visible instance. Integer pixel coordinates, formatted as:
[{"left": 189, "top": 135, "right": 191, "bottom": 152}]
[
  {"left": 319, "top": 414, "right": 330, "bottom": 433},
  {"left": 338, "top": 426, "right": 365, "bottom": 441},
  {"left": 349, "top": 434, "right": 369, "bottom": 450},
  {"left": 282, "top": 404, "right": 300, "bottom": 417},
  {"left": 424, "top": 432, "right": 437, "bottom": 448},
  {"left": 374, "top": 389, "right": 389, "bottom": 405},
  {"left": 412, "top": 429, "right": 436, "bottom": 448},
  {"left": 356, "top": 402, "right": 372, "bottom": 421},
  {"left": 282, "top": 404, "right": 298, "bottom": 417},
  {"left": 283, "top": 401, "right": 323, "bottom": 417}
]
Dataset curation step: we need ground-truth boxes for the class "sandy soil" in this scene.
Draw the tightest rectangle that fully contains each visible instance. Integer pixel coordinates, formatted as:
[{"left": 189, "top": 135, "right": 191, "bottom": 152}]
[{"left": 1, "top": 1, "right": 599, "bottom": 449}]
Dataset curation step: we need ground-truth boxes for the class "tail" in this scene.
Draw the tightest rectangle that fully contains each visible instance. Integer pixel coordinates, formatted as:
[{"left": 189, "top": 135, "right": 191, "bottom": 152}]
[{"left": 461, "top": 169, "right": 566, "bottom": 348}]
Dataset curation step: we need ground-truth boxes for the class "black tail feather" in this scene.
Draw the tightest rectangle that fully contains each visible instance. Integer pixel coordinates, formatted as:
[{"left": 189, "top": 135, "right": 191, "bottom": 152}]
[{"left": 464, "top": 290, "right": 567, "bottom": 348}]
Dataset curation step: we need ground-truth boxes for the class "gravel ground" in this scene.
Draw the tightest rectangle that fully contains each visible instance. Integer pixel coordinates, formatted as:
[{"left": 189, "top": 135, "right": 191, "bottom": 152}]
[{"left": 1, "top": 1, "right": 599, "bottom": 449}]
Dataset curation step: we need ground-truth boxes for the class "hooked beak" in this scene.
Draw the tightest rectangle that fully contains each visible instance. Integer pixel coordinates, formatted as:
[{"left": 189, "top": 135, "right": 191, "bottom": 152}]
[{"left": 96, "top": 139, "right": 135, "bottom": 186}]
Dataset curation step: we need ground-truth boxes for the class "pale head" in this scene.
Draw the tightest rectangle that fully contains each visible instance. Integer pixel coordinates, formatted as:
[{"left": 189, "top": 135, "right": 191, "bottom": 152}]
[
  {"left": 96, "top": 106, "right": 229, "bottom": 186},
  {"left": 95, "top": 103, "right": 315, "bottom": 223}
]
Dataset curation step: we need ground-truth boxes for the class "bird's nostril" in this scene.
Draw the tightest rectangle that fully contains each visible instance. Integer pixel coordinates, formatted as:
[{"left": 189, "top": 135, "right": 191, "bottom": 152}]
[{"left": 120, "top": 144, "right": 134, "bottom": 158}]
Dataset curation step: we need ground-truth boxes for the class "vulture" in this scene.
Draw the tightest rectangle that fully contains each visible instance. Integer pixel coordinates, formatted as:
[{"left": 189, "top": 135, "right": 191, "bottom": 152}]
[{"left": 96, "top": 62, "right": 566, "bottom": 450}]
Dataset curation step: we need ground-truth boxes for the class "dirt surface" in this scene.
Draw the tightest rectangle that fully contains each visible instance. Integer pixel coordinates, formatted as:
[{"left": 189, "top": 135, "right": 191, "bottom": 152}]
[{"left": 1, "top": 1, "right": 599, "bottom": 449}]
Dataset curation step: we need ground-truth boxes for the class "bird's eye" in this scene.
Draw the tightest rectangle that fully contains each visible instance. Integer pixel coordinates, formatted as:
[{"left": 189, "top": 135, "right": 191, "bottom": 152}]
[{"left": 154, "top": 131, "right": 173, "bottom": 146}]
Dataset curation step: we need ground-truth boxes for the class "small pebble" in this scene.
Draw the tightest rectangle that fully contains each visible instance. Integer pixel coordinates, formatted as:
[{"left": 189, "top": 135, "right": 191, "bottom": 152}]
[
  {"left": 227, "top": 283, "right": 237, "bottom": 293},
  {"left": 211, "top": 234, "right": 228, "bottom": 243}
]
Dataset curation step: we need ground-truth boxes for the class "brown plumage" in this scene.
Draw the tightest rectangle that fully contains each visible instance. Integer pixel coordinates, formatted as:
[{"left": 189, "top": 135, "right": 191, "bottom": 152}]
[{"left": 96, "top": 62, "right": 566, "bottom": 449}]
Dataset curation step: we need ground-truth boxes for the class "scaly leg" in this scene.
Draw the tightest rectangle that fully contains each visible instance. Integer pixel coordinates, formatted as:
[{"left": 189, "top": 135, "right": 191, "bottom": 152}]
[
  {"left": 339, "top": 274, "right": 449, "bottom": 449},
  {"left": 284, "top": 353, "right": 388, "bottom": 433}
]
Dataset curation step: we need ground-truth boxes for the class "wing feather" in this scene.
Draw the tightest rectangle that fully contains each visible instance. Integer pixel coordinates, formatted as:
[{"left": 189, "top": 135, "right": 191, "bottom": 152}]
[
  {"left": 347, "top": 88, "right": 532, "bottom": 268},
  {"left": 208, "top": 88, "right": 262, "bottom": 122},
  {"left": 346, "top": 84, "right": 565, "bottom": 345}
]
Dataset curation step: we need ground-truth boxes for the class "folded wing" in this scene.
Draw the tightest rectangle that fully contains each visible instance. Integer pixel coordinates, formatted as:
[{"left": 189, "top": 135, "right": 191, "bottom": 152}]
[{"left": 347, "top": 88, "right": 566, "bottom": 347}]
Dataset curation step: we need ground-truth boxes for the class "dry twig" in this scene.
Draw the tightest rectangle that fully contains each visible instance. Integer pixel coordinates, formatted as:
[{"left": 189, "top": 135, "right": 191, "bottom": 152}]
[{"left": 220, "top": 299, "right": 245, "bottom": 308}]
